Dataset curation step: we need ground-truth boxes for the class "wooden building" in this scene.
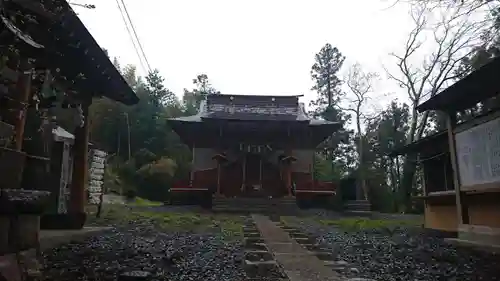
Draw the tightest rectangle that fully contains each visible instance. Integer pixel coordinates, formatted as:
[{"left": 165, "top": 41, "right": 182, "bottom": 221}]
[
  {"left": 2, "top": 1, "right": 139, "bottom": 279},
  {"left": 0, "top": 0, "right": 138, "bottom": 265},
  {"left": 391, "top": 131, "right": 455, "bottom": 232},
  {"left": 168, "top": 94, "right": 339, "bottom": 207},
  {"left": 395, "top": 56, "right": 500, "bottom": 246}
]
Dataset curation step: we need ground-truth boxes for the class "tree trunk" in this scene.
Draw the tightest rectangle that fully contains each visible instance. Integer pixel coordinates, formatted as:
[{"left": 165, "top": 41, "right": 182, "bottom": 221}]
[
  {"left": 352, "top": 102, "right": 369, "bottom": 201},
  {"left": 400, "top": 154, "right": 417, "bottom": 212},
  {"left": 399, "top": 106, "right": 428, "bottom": 212}
]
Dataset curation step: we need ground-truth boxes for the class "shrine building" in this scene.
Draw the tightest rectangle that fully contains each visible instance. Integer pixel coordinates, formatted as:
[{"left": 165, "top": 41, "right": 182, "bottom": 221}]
[{"left": 168, "top": 94, "right": 340, "bottom": 207}]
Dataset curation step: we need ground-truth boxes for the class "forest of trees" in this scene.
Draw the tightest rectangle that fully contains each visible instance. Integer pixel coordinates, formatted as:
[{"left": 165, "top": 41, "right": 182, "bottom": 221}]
[{"left": 87, "top": 0, "right": 499, "bottom": 212}]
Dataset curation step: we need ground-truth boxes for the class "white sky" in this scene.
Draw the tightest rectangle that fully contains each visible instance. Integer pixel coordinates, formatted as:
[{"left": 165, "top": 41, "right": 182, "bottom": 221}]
[{"left": 73, "top": 0, "right": 414, "bottom": 109}]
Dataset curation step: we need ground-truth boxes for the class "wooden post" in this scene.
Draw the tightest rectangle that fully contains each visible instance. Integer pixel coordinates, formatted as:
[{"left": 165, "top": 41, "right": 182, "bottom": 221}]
[
  {"left": 190, "top": 144, "right": 195, "bottom": 183},
  {"left": 69, "top": 102, "right": 90, "bottom": 215},
  {"left": 259, "top": 156, "right": 262, "bottom": 188},
  {"left": 241, "top": 152, "right": 246, "bottom": 192},
  {"left": 311, "top": 151, "right": 315, "bottom": 182},
  {"left": 14, "top": 61, "right": 32, "bottom": 151},
  {"left": 443, "top": 155, "right": 448, "bottom": 191},
  {"left": 285, "top": 148, "right": 292, "bottom": 197},
  {"left": 216, "top": 162, "right": 221, "bottom": 195},
  {"left": 124, "top": 112, "right": 131, "bottom": 161},
  {"left": 420, "top": 155, "right": 428, "bottom": 196},
  {"left": 446, "top": 112, "right": 469, "bottom": 225},
  {"left": 286, "top": 164, "right": 292, "bottom": 196}
]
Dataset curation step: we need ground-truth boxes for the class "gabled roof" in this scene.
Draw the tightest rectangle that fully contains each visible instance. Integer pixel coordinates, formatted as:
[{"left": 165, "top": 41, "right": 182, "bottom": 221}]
[
  {"left": 169, "top": 98, "right": 337, "bottom": 125},
  {"left": 167, "top": 95, "right": 341, "bottom": 148},
  {"left": 417, "top": 56, "right": 500, "bottom": 113}
]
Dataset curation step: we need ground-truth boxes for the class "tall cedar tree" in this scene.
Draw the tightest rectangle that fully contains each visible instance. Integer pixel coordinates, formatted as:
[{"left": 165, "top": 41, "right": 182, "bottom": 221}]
[{"left": 310, "top": 43, "right": 354, "bottom": 178}]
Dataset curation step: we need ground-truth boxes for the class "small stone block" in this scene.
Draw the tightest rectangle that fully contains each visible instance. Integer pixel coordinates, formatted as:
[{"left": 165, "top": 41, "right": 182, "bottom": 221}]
[
  {"left": 294, "top": 237, "right": 314, "bottom": 245},
  {"left": 313, "top": 251, "right": 336, "bottom": 261},
  {"left": 118, "top": 271, "right": 151, "bottom": 281},
  {"left": 244, "top": 237, "right": 264, "bottom": 245},
  {"left": 323, "top": 260, "right": 349, "bottom": 270},
  {"left": 244, "top": 260, "right": 278, "bottom": 278},
  {"left": 243, "top": 227, "right": 258, "bottom": 231},
  {"left": 245, "top": 242, "right": 268, "bottom": 251},
  {"left": 244, "top": 250, "right": 274, "bottom": 262},
  {"left": 289, "top": 232, "right": 309, "bottom": 239},
  {"left": 244, "top": 232, "right": 261, "bottom": 238}
]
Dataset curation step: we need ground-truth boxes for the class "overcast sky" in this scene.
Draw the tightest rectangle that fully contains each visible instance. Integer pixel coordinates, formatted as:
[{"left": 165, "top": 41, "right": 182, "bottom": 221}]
[{"left": 73, "top": 0, "right": 414, "bottom": 108}]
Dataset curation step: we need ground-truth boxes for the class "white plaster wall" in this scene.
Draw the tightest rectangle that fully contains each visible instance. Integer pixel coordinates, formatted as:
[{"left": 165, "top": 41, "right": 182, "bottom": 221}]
[{"left": 292, "top": 149, "right": 314, "bottom": 173}]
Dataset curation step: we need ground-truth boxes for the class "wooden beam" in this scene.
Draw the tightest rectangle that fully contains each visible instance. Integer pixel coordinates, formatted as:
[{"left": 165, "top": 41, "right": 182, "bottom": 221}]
[
  {"left": 190, "top": 143, "right": 195, "bottom": 183},
  {"left": 284, "top": 148, "right": 293, "bottom": 197},
  {"left": 69, "top": 102, "right": 90, "bottom": 216},
  {"left": 216, "top": 163, "right": 221, "bottom": 195},
  {"left": 420, "top": 155, "right": 429, "bottom": 197},
  {"left": 446, "top": 112, "right": 469, "bottom": 225},
  {"left": 11, "top": 0, "right": 57, "bottom": 21},
  {"left": 14, "top": 61, "right": 32, "bottom": 151}
]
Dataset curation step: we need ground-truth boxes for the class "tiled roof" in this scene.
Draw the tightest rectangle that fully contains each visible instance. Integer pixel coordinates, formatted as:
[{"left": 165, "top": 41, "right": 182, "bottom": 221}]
[{"left": 169, "top": 95, "right": 336, "bottom": 126}]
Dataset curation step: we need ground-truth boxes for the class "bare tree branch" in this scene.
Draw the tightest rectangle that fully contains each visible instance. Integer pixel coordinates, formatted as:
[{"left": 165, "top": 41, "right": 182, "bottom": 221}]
[
  {"left": 388, "top": 0, "right": 492, "bottom": 142},
  {"left": 340, "top": 63, "right": 379, "bottom": 200}
]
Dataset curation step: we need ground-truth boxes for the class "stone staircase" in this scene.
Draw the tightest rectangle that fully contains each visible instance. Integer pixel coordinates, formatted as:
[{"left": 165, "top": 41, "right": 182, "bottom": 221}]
[
  {"left": 212, "top": 197, "right": 298, "bottom": 214},
  {"left": 344, "top": 200, "right": 372, "bottom": 215}
]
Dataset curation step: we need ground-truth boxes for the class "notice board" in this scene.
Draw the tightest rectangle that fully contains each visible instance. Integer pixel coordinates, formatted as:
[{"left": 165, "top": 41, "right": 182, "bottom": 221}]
[{"left": 455, "top": 117, "right": 500, "bottom": 187}]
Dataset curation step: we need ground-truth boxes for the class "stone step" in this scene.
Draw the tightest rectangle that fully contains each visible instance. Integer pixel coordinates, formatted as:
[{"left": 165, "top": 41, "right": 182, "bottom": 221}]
[
  {"left": 213, "top": 202, "right": 297, "bottom": 207},
  {"left": 213, "top": 198, "right": 296, "bottom": 203},
  {"left": 343, "top": 211, "right": 373, "bottom": 217},
  {"left": 252, "top": 215, "right": 342, "bottom": 281},
  {"left": 345, "top": 200, "right": 371, "bottom": 211},
  {"left": 345, "top": 203, "right": 371, "bottom": 208},
  {"left": 214, "top": 204, "right": 296, "bottom": 207},
  {"left": 244, "top": 250, "right": 274, "bottom": 261},
  {"left": 243, "top": 259, "right": 280, "bottom": 278},
  {"left": 213, "top": 197, "right": 300, "bottom": 214},
  {"left": 213, "top": 208, "right": 298, "bottom": 214}
]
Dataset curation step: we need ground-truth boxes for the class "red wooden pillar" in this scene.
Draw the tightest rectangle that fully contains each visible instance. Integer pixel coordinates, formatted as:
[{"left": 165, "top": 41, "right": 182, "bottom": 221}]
[
  {"left": 212, "top": 153, "right": 227, "bottom": 197},
  {"left": 70, "top": 103, "right": 90, "bottom": 214},
  {"left": 282, "top": 148, "right": 296, "bottom": 197}
]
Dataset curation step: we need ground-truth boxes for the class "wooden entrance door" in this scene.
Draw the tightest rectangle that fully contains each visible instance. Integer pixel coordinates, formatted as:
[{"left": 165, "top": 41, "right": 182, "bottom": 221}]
[
  {"left": 220, "top": 161, "right": 242, "bottom": 197},
  {"left": 245, "top": 153, "right": 261, "bottom": 185}
]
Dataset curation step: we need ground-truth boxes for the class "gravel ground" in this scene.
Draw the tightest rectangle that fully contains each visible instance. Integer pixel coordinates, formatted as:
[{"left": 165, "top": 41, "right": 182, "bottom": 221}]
[
  {"left": 285, "top": 216, "right": 500, "bottom": 281},
  {"left": 41, "top": 206, "right": 248, "bottom": 281}
]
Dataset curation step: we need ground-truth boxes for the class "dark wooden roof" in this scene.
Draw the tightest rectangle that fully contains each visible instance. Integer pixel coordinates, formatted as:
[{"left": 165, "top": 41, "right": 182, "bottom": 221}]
[
  {"left": 417, "top": 56, "right": 500, "bottom": 113},
  {"left": 205, "top": 94, "right": 305, "bottom": 121},
  {"left": 2, "top": 0, "right": 139, "bottom": 105},
  {"left": 167, "top": 96, "right": 341, "bottom": 148},
  {"left": 207, "top": 94, "right": 303, "bottom": 105},
  {"left": 389, "top": 131, "right": 447, "bottom": 157}
]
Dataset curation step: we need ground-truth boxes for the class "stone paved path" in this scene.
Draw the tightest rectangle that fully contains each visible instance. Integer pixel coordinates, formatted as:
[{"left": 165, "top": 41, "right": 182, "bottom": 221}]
[{"left": 252, "top": 214, "right": 343, "bottom": 281}]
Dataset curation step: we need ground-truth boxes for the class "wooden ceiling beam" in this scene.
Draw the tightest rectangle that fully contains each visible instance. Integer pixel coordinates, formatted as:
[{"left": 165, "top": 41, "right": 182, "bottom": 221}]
[{"left": 9, "top": 0, "right": 56, "bottom": 21}]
